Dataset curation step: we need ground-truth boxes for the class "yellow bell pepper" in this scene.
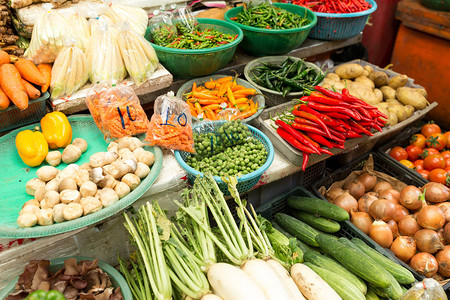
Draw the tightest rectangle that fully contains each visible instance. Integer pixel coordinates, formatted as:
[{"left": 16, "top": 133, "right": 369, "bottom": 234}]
[
  {"left": 40, "top": 112, "right": 72, "bottom": 149},
  {"left": 16, "top": 128, "right": 49, "bottom": 167}
]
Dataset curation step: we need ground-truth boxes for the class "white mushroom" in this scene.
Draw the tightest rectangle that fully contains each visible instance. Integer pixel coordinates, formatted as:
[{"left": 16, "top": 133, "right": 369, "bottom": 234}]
[
  {"left": 89, "top": 152, "right": 118, "bottom": 168},
  {"left": 26, "top": 178, "right": 46, "bottom": 196},
  {"left": 45, "top": 178, "right": 60, "bottom": 192},
  {"left": 34, "top": 187, "right": 46, "bottom": 202},
  {"left": 58, "top": 177, "right": 77, "bottom": 192},
  {"left": 75, "top": 169, "right": 90, "bottom": 187},
  {"left": 80, "top": 181, "right": 97, "bottom": 198},
  {"left": 60, "top": 189, "right": 81, "bottom": 204},
  {"left": 41, "top": 190, "right": 60, "bottom": 208},
  {"left": 37, "top": 208, "right": 54, "bottom": 226},
  {"left": 17, "top": 213, "right": 38, "bottom": 228},
  {"left": 107, "top": 142, "right": 118, "bottom": 153},
  {"left": 137, "top": 151, "right": 155, "bottom": 167},
  {"left": 56, "top": 164, "right": 79, "bottom": 180},
  {"left": 53, "top": 203, "right": 67, "bottom": 223},
  {"left": 36, "top": 166, "right": 59, "bottom": 182},
  {"left": 80, "top": 163, "right": 92, "bottom": 171},
  {"left": 72, "top": 138, "right": 88, "bottom": 153},
  {"left": 63, "top": 203, "right": 83, "bottom": 220},
  {"left": 97, "top": 174, "right": 117, "bottom": 189},
  {"left": 122, "top": 174, "right": 141, "bottom": 190},
  {"left": 89, "top": 167, "right": 104, "bottom": 184},
  {"left": 99, "top": 188, "right": 119, "bottom": 207},
  {"left": 23, "top": 199, "right": 40, "bottom": 208},
  {"left": 117, "top": 137, "right": 132, "bottom": 150},
  {"left": 45, "top": 151, "right": 62, "bottom": 167},
  {"left": 123, "top": 159, "right": 137, "bottom": 173},
  {"left": 20, "top": 204, "right": 40, "bottom": 217},
  {"left": 118, "top": 149, "right": 135, "bottom": 161},
  {"left": 80, "top": 197, "right": 102, "bottom": 215},
  {"left": 62, "top": 144, "right": 82, "bottom": 164},
  {"left": 94, "top": 189, "right": 102, "bottom": 199},
  {"left": 134, "top": 162, "right": 150, "bottom": 179},
  {"left": 103, "top": 164, "right": 121, "bottom": 180},
  {"left": 109, "top": 160, "right": 133, "bottom": 178},
  {"left": 133, "top": 147, "right": 146, "bottom": 158},
  {"left": 129, "top": 137, "right": 144, "bottom": 151},
  {"left": 114, "top": 181, "right": 131, "bottom": 199}
]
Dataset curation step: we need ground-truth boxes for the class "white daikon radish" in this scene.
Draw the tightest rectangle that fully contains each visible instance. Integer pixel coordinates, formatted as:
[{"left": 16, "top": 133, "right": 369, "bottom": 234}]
[
  {"left": 266, "top": 259, "right": 306, "bottom": 300},
  {"left": 290, "top": 263, "right": 342, "bottom": 300},
  {"left": 200, "top": 294, "right": 224, "bottom": 300},
  {"left": 241, "top": 259, "right": 294, "bottom": 300},
  {"left": 207, "top": 263, "right": 269, "bottom": 300}
]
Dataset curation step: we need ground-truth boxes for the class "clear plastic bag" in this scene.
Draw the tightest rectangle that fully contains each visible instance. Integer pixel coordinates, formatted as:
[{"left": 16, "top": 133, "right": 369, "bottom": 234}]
[
  {"left": 50, "top": 40, "right": 89, "bottom": 99},
  {"left": 25, "top": 5, "right": 78, "bottom": 64},
  {"left": 217, "top": 108, "right": 240, "bottom": 121},
  {"left": 117, "top": 22, "right": 159, "bottom": 87},
  {"left": 172, "top": 6, "right": 198, "bottom": 34},
  {"left": 145, "top": 93, "right": 194, "bottom": 153},
  {"left": 401, "top": 278, "right": 447, "bottom": 300},
  {"left": 89, "top": 15, "right": 114, "bottom": 35},
  {"left": 104, "top": 4, "right": 148, "bottom": 36},
  {"left": 148, "top": 10, "right": 177, "bottom": 46},
  {"left": 68, "top": 13, "right": 90, "bottom": 52},
  {"left": 86, "top": 22, "right": 127, "bottom": 84},
  {"left": 85, "top": 83, "right": 150, "bottom": 141}
]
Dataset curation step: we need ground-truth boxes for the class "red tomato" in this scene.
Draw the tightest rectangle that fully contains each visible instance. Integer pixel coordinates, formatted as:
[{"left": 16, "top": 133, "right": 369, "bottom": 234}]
[
  {"left": 426, "top": 133, "right": 448, "bottom": 151},
  {"left": 445, "top": 166, "right": 450, "bottom": 174},
  {"left": 421, "top": 123, "right": 441, "bottom": 138},
  {"left": 421, "top": 148, "right": 440, "bottom": 158},
  {"left": 423, "top": 154, "right": 446, "bottom": 171},
  {"left": 417, "top": 169, "right": 430, "bottom": 180},
  {"left": 428, "top": 168, "right": 448, "bottom": 185},
  {"left": 410, "top": 134, "right": 427, "bottom": 149},
  {"left": 441, "top": 150, "right": 450, "bottom": 159},
  {"left": 414, "top": 160, "right": 424, "bottom": 171},
  {"left": 443, "top": 132, "right": 450, "bottom": 148},
  {"left": 399, "top": 160, "right": 414, "bottom": 169},
  {"left": 389, "top": 146, "right": 408, "bottom": 161},
  {"left": 446, "top": 157, "right": 450, "bottom": 168},
  {"left": 405, "top": 145, "right": 423, "bottom": 162}
]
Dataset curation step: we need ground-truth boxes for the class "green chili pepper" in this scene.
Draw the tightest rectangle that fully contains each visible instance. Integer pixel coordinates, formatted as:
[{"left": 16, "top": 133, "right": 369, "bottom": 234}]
[{"left": 25, "top": 290, "right": 65, "bottom": 300}]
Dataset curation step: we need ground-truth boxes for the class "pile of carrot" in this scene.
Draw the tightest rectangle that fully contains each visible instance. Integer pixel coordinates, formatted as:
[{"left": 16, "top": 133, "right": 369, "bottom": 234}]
[
  {"left": 185, "top": 76, "right": 259, "bottom": 120},
  {"left": 0, "top": 50, "right": 52, "bottom": 111}
]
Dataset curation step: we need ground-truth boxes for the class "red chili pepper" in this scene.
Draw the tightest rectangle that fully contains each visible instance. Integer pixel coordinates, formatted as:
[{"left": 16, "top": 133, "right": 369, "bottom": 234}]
[
  {"left": 291, "top": 110, "right": 332, "bottom": 137},
  {"left": 314, "top": 86, "right": 347, "bottom": 101},
  {"left": 343, "top": 131, "right": 363, "bottom": 139},
  {"left": 299, "top": 132, "right": 333, "bottom": 156},
  {"left": 324, "top": 112, "right": 351, "bottom": 120},
  {"left": 297, "top": 104, "right": 340, "bottom": 127},
  {"left": 291, "top": 123, "right": 331, "bottom": 139},
  {"left": 294, "top": 117, "right": 318, "bottom": 127},
  {"left": 306, "top": 101, "right": 362, "bottom": 121},
  {"left": 301, "top": 152, "right": 309, "bottom": 171},
  {"left": 275, "top": 120, "right": 321, "bottom": 154},
  {"left": 327, "top": 127, "right": 346, "bottom": 141},
  {"left": 349, "top": 120, "right": 374, "bottom": 136},
  {"left": 302, "top": 95, "right": 351, "bottom": 108},
  {"left": 277, "top": 127, "right": 316, "bottom": 162},
  {"left": 331, "top": 125, "right": 346, "bottom": 132},
  {"left": 306, "top": 132, "right": 334, "bottom": 149},
  {"left": 329, "top": 141, "right": 345, "bottom": 149}
]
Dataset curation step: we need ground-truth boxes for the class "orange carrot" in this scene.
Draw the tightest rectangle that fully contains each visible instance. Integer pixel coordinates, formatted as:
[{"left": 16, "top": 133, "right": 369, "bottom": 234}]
[
  {"left": 15, "top": 59, "right": 46, "bottom": 86},
  {"left": 0, "top": 86, "right": 10, "bottom": 110},
  {"left": 21, "top": 79, "right": 41, "bottom": 100},
  {"left": 37, "top": 64, "right": 52, "bottom": 93},
  {"left": 0, "top": 51, "right": 10, "bottom": 66},
  {"left": 0, "top": 64, "right": 28, "bottom": 110}
]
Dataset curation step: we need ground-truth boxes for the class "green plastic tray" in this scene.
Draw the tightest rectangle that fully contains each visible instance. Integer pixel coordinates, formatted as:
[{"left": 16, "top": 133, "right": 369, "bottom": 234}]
[
  {"left": 0, "top": 256, "right": 133, "bottom": 300},
  {"left": 0, "top": 115, "right": 163, "bottom": 238}
]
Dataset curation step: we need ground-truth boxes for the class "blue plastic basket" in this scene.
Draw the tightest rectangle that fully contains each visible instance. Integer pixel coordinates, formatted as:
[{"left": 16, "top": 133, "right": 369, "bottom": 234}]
[
  {"left": 308, "top": 0, "right": 377, "bottom": 40},
  {"left": 174, "top": 121, "right": 274, "bottom": 195}
]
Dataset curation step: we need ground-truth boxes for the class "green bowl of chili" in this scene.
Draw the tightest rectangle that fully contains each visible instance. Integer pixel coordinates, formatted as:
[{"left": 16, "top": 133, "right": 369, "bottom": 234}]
[
  {"left": 145, "top": 18, "right": 243, "bottom": 78},
  {"left": 224, "top": 3, "right": 317, "bottom": 56}
]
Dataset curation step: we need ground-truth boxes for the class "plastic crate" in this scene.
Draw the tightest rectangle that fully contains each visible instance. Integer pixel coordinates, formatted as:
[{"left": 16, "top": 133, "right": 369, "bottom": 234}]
[{"left": 0, "top": 92, "right": 49, "bottom": 133}]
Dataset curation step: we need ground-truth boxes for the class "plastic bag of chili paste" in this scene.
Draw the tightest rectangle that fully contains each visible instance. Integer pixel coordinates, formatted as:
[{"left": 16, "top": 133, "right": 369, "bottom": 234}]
[
  {"left": 86, "top": 83, "right": 150, "bottom": 141},
  {"left": 145, "top": 92, "right": 195, "bottom": 153}
]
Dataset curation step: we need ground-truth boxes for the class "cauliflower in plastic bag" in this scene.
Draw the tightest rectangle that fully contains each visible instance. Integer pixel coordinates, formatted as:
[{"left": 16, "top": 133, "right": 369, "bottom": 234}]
[
  {"left": 68, "top": 13, "right": 90, "bottom": 52},
  {"left": 86, "top": 22, "right": 126, "bottom": 84},
  {"left": 25, "top": 5, "right": 78, "bottom": 64},
  {"left": 50, "top": 41, "right": 89, "bottom": 99},
  {"left": 117, "top": 22, "right": 159, "bottom": 87},
  {"left": 104, "top": 4, "right": 148, "bottom": 36},
  {"left": 401, "top": 278, "right": 447, "bottom": 300}
]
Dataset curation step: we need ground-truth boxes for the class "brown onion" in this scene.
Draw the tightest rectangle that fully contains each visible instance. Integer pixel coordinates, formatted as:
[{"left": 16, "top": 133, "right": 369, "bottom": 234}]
[
  {"left": 390, "top": 236, "right": 417, "bottom": 263},
  {"left": 351, "top": 211, "right": 373, "bottom": 234},
  {"left": 379, "top": 189, "right": 400, "bottom": 204},
  {"left": 358, "top": 192, "right": 379, "bottom": 214},
  {"left": 436, "top": 202, "right": 450, "bottom": 223},
  {"left": 398, "top": 215, "right": 421, "bottom": 236},
  {"left": 414, "top": 229, "right": 445, "bottom": 254},
  {"left": 445, "top": 223, "right": 450, "bottom": 244},
  {"left": 437, "top": 228, "right": 446, "bottom": 246},
  {"left": 358, "top": 173, "right": 377, "bottom": 192},
  {"left": 369, "top": 220, "right": 393, "bottom": 248},
  {"left": 344, "top": 179, "right": 365, "bottom": 201},
  {"left": 436, "top": 245, "right": 450, "bottom": 277},
  {"left": 326, "top": 187, "right": 345, "bottom": 203},
  {"left": 399, "top": 186, "right": 423, "bottom": 210},
  {"left": 387, "top": 220, "right": 399, "bottom": 239},
  {"left": 393, "top": 205, "right": 410, "bottom": 222},
  {"left": 334, "top": 192, "right": 358, "bottom": 214},
  {"left": 417, "top": 204, "right": 445, "bottom": 230},
  {"left": 373, "top": 181, "right": 393, "bottom": 194},
  {"left": 410, "top": 252, "right": 439, "bottom": 277},
  {"left": 369, "top": 199, "right": 397, "bottom": 221},
  {"left": 423, "top": 182, "right": 450, "bottom": 203}
]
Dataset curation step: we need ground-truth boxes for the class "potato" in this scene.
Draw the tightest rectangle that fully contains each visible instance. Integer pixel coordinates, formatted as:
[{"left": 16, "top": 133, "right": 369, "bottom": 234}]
[
  {"left": 387, "top": 104, "right": 408, "bottom": 122},
  {"left": 321, "top": 83, "right": 333, "bottom": 90},
  {"left": 363, "top": 65, "right": 374, "bottom": 75},
  {"left": 374, "top": 89, "right": 383, "bottom": 103},
  {"left": 388, "top": 75, "right": 408, "bottom": 89},
  {"left": 373, "top": 104, "right": 389, "bottom": 124},
  {"left": 322, "top": 78, "right": 336, "bottom": 86},
  {"left": 386, "top": 99, "right": 402, "bottom": 105},
  {"left": 378, "top": 102, "right": 389, "bottom": 109},
  {"left": 355, "top": 76, "right": 375, "bottom": 89},
  {"left": 413, "top": 88, "right": 427, "bottom": 98},
  {"left": 334, "top": 63, "right": 364, "bottom": 79},
  {"left": 404, "top": 105, "right": 415, "bottom": 118},
  {"left": 388, "top": 112, "right": 398, "bottom": 126},
  {"left": 325, "top": 73, "right": 340, "bottom": 82},
  {"left": 380, "top": 86, "right": 396, "bottom": 100},
  {"left": 396, "top": 87, "right": 428, "bottom": 110},
  {"left": 348, "top": 85, "right": 380, "bottom": 105},
  {"left": 369, "top": 71, "right": 389, "bottom": 87}
]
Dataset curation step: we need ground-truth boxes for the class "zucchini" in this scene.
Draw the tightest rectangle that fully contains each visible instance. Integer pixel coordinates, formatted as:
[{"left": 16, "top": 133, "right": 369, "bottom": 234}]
[
  {"left": 272, "top": 221, "right": 320, "bottom": 254},
  {"left": 365, "top": 287, "right": 380, "bottom": 300},
  {"left": 287, "top": 196, "right": 349, "bottom": 221},
  {"left": 274, "top": 213, "right": 320, "bottom": 247},
  {"left": 304, "top": 262, "right": 365, "bottom": 300},
  {"left": 303, "top": 251, "right": 367, "bottom": 295},
  {"left": 291, "top": 210, "right": 341, "bottom": 233},
  {"left": 351, "top": 237, "right": 415, "bottom": 284},
  {"left": 315, "top": 234, "right": 391, "bottom": 288}
]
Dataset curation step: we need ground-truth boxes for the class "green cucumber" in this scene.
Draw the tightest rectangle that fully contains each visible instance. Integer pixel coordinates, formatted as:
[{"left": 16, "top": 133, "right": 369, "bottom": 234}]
[
  {"left": 291, "top": 210, "right": 341, "bottom": 233},
  {"left": 315, "top": 234, "right": 391, "bottom": 288},
  {"left": 274, "top": 213, "right": 320, "bottom": 247},
  {"left": 365, "top": 287, "right": 380, "bottom": 300},
  {"left": 304, "top": 262, "right": 365, "bottom": 300},
  {"left": 287, "top": 196, "right": 349, "bottom": 221},
  {"left": 351, "top": 237, "right": 415, "bottom": 284},
  {"left": 272, "top": 221, "right": 320, "bottom": 254},
  {"left": 303, "top": 251, "right": 367, "bottom": 295}
]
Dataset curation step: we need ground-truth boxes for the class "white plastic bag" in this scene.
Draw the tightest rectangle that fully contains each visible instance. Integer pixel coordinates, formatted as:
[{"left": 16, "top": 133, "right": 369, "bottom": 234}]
[
  {"left": 68, "top": 13, "right": 90, "bottom": 52},
  {"left": 401, "top": 278, "right": 447, "bottom": 300},
  {"left": 89, "top": 15, "right": 114, "bottom": 35},
  {"left": 104, "top": 4, "right": 148, "bottom": 36}
]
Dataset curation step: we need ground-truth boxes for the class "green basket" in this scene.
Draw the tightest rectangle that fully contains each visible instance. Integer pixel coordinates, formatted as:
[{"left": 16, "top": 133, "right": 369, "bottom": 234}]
[
  {"left": 0, "top": 256, "right": 133, "bottom": 300},
  {"left": 145, "top": 18, "right": 243, "bottom": 78},
  {"left": 0, "top": 115, "right": 163, "bottom": 238},
  {"left": 224, "top": 3, "right": 317, "bottom": 56}
]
